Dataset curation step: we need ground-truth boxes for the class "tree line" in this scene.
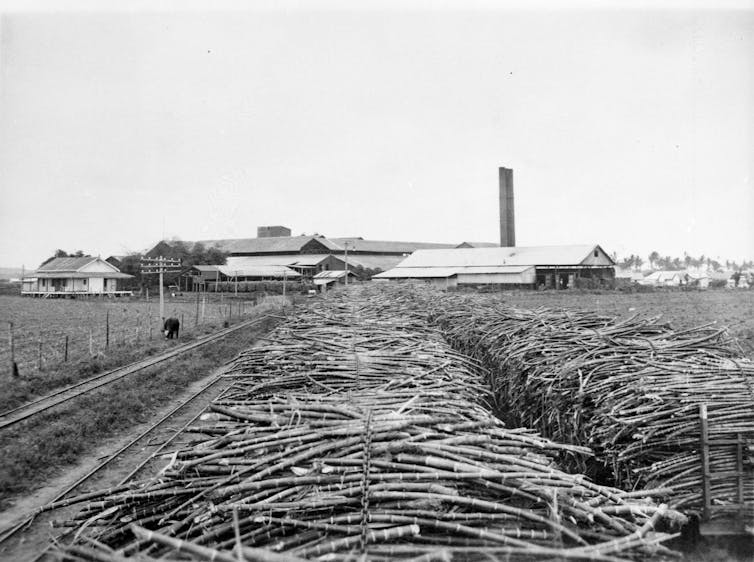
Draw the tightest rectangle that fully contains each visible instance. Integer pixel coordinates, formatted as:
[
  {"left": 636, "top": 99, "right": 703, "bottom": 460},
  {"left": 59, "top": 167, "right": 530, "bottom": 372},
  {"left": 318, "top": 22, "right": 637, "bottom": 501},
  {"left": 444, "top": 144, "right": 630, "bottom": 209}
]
[
  {"left": 118, "top": 241, "right": 228, "bottom": 289},
  {"left": 618, "top": 252, "right": 754, "bottom": 272}
]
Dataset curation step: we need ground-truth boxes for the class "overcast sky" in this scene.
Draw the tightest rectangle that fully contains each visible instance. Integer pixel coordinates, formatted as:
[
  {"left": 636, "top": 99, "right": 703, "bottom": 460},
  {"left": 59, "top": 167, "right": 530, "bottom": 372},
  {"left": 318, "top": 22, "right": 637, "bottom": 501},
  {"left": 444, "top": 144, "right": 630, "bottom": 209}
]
[{"left": 1, "top": 0, "right": 752, "bottom": 268}]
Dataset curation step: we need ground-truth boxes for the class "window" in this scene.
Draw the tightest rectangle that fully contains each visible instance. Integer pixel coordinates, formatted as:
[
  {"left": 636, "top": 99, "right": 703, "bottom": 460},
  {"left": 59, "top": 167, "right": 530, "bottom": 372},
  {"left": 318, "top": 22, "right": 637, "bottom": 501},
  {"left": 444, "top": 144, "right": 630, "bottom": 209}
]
[
  {"left": 593, "top": 250, "right": 599, "bottom": 258},
  {"left": 83, "top": 279, "right": 87, "bottom": 285}
]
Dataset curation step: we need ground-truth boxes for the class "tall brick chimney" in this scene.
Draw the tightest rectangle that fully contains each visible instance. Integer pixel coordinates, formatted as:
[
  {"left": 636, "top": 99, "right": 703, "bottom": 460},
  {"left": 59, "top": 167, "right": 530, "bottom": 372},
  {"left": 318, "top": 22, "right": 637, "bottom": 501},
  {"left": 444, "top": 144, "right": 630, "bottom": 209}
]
[{"left": 499, "top": 167, "right": 515, "bottom": 247}]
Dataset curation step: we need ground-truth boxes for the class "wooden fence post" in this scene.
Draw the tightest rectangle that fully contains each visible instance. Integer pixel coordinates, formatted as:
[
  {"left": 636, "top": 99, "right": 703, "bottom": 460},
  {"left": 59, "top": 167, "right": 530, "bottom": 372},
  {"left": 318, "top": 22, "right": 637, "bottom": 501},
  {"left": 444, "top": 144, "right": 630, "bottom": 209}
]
[
  {"left": 106, "top": 309, "right": 110, "bottom": 348},
  {"left": 181, "top": 313, "right": 184, "bottom": 335},
  {"left": 699, "top": 403, "right": 711, "bottom": 521},
  {"left": 37, "top": 325, "right": 43, "bottom": 371},
  {"left": 64, "top": 335, "right": 69, "bottom": 362},
  {"left": 8, "top": 322, "right": 14, "bottom": 376},
  {"left": 195, "top": 290, "right": 200, "bottom": 326},
  {"left": 89, "top": 327, "right": 93, "bottom": 356}
]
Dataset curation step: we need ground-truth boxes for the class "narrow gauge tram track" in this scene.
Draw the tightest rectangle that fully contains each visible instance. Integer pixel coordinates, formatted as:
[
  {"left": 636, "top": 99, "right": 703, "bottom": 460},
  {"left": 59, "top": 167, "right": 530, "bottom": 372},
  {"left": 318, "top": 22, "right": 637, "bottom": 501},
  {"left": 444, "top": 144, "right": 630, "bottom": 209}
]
[
  {"left": 0, "top": 367, "right": 237, "bottom": 557},
  {"left": 0, "top": 315, "right": 270, "bottom": 431}
]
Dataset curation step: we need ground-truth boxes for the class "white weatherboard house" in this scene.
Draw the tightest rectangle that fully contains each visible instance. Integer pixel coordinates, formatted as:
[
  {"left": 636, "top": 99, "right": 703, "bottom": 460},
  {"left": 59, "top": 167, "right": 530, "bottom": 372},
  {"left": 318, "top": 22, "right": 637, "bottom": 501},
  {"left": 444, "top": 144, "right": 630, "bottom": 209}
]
[
  {"left": 374, "top": 245, "right": 615, "bottom": 289},
  {"left": 22, "top": 257, "right": 134, "bottom": 297}
]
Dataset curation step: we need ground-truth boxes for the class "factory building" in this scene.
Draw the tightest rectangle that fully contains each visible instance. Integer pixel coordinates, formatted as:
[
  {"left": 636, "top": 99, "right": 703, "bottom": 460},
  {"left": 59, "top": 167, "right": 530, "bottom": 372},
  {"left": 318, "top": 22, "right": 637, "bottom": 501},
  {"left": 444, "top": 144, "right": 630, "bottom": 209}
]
[
  {"left": 257, "top": 225, "right": 292, "bottom": 238},
  {"left": 149, "top": 229, "right": 455, "bottom": 280},
  {"left": 375, "top": 167, "right": 615, "bottom": 288},
  {"left": 374, "top": 245, "right": 615, "bottom": 288}
]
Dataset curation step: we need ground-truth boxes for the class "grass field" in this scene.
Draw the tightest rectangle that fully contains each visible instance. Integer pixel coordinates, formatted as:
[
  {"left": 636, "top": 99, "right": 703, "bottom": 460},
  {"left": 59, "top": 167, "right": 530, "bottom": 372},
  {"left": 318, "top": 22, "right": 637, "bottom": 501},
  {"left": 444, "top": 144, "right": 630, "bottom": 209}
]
[
  {"left": 0, "top": 313, "right": 282, "bottom": 510},
  {"left": 0, "top": 293, "right": 264, "bottom": 375},
  {"left": 465, "top": 288, "right": 754, "bottom": 358}
]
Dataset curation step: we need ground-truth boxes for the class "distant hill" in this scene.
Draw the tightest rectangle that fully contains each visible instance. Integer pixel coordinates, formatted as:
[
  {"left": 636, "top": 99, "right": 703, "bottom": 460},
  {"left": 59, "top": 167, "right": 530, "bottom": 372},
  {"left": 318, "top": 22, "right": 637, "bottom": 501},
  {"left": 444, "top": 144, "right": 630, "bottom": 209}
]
[{"left": 0, "top": 267, "right": 25, "bottom": 280}]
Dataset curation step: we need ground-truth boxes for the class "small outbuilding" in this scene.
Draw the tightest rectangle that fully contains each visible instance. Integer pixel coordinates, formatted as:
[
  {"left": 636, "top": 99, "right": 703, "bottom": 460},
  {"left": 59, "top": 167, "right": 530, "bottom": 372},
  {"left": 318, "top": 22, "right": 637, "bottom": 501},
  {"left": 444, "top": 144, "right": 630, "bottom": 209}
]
[
  {"left": 614, "top": 267, "right": 647, "bottom": 284},
  {"left": 312, "top": 270, "right": 356, "bottom": 288},
  {"left": 22, "top": 257, "right": 133, "bottom": 297},
  {"left": 184, "top": 264, "right": 301, "bottom": 290},
  {"left": 639, "top": 271, "right": 687, "bottom": 287}
]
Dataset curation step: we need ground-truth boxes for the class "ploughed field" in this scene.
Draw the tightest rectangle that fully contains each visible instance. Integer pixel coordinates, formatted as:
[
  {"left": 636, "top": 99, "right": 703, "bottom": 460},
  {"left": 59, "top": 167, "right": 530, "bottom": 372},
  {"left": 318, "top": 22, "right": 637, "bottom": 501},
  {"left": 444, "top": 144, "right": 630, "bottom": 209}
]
[
  {"left": 485, "top": 289, "right": 754, "bottom": 359},
  {"left": 0, "top": 294, "right": 257, "bottom": 374}
]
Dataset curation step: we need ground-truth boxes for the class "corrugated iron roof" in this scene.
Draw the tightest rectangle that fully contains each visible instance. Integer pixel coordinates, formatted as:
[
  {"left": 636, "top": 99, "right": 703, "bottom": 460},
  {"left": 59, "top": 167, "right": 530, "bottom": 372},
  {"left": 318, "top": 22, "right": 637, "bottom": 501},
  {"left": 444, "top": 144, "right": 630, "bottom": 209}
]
[
  {"left": 329, "top": 238, "right": 455, "bottom": 253},
  {"left": 157, "top": 236, "right": 456, "bottom": 257},
  {"left": 226, "top": 255, "right": 331, "bottom": 268},
  {"left": 37, "top": 257, "right": 98, "bottom": 272},
  {"left": 313, "top": 270, "right": 354, "bottom": 279},
  {"left": 374, "top": 268, "right": 458, "bottom": 279},
  {"left": 217, "top": 265, "right": 301, "bottom": 278},
  {"left": 455, "top": 242, "right": 499, "bottom": 248},
  {"left": 455, "top": 266, "right": 534, "bottom": 274},
  {"left": 375, "top": 265, "right": 534, "bottom": 279},
  {"left": 198, "top": 236, "right": 338, "bottom": 254},
  {"left": 290, "top": 255, "right": 332, "bottom": 267},
  {"left": 35, "top": 271, "right": 133, "bottom": 279},
  {"left": 642, "top": 271, "right": 685, "bottom": 282},
  {"left": 343, "top": 255, "right": 405, "bottom": 272},
  {"left": 394, "top": 245, "right": 614, "bottom": 268}
]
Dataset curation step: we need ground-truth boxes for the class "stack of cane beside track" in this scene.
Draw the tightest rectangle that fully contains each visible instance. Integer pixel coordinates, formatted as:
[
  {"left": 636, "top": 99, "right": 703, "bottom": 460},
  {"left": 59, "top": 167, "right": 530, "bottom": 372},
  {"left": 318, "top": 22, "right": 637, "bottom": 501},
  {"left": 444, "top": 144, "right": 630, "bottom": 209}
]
[
  {"left": 432, "top": 294, "right": 754, "bottom": 523},
  {"left": 51, "top": 286, "right": 684, "bottom": 561}
]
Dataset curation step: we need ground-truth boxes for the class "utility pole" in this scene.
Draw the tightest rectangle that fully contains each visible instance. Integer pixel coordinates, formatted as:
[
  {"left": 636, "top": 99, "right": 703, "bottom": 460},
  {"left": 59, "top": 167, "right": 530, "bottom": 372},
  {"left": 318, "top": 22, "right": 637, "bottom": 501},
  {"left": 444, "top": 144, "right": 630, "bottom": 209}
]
[
  {"left": 140, "top": 256, "right": 182, "bottom": 326},
  {"left": 344, "top": 242, "right": 349, "bottom": 286},
  {"left": 159, "top": 269, "right": 164, "bottom": 321}
]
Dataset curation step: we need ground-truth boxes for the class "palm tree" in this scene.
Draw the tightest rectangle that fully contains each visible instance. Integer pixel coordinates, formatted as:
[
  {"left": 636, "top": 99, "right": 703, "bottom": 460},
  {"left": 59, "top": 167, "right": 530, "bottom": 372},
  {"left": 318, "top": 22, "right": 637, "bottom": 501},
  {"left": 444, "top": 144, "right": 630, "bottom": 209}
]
[{"left": 648, "top": 251, "right": 660, "bottom": 270}]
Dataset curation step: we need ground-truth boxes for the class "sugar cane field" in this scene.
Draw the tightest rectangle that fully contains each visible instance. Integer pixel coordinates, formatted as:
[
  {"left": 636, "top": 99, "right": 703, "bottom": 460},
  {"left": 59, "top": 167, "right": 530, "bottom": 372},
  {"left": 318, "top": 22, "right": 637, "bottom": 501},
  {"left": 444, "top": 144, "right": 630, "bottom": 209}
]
[{"left": 0, "top": 286, "right": 752, "bottom": 561}]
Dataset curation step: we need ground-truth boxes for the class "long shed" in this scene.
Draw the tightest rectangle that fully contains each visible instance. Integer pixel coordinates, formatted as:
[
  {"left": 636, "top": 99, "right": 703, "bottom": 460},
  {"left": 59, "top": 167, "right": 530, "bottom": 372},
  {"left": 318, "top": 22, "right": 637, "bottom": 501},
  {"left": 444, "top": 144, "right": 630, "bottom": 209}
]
[{"left": 375, "top": 244, "right": 615, "bottom": 289}]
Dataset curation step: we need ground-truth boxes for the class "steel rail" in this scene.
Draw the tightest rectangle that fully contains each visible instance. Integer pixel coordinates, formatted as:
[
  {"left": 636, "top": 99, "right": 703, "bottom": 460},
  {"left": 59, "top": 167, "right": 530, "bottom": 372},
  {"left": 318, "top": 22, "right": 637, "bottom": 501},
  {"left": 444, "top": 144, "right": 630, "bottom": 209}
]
[
  {"left": 0, "top": 360, "right": 238, "bottom": 555},
  {"left": 0, "top": 315, "right": 270, "bottom": 431}
]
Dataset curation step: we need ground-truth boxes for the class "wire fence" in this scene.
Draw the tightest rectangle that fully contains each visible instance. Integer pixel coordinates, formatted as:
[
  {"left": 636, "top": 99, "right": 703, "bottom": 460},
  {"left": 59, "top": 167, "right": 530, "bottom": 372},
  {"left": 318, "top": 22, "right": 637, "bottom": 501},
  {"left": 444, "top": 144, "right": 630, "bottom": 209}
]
[{"left": 0, "top": 293, "right": 270, "bottom": 376}]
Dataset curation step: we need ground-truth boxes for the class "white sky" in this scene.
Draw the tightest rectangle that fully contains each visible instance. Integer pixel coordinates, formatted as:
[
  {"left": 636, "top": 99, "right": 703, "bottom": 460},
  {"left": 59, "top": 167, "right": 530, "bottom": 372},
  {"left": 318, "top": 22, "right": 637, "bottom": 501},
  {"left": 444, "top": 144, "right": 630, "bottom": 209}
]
[{"left": 1, "top": 0, "right": 752, "bottom": 268}]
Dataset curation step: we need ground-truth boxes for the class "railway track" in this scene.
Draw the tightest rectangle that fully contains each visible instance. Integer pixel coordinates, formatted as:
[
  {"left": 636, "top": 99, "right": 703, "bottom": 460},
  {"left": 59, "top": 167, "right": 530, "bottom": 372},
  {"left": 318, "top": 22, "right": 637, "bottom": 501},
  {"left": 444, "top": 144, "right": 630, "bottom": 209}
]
[
  {"left": 0, "top": 352, "right": 244, "bottom": 559},
  {"left": 0, "top": 315, "right": 271, "bottom": 431}
]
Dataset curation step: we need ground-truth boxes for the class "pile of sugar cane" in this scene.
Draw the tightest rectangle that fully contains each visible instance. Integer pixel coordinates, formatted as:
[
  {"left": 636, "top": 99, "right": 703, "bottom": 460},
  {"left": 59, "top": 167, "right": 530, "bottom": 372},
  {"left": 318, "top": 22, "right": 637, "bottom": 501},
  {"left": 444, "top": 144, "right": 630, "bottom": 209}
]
[
  {"left": 52, "top": 285, "right": 685, "bottom": 561},
  {"left": 432, "top": 294, "right": 754, "bottom": 519}
]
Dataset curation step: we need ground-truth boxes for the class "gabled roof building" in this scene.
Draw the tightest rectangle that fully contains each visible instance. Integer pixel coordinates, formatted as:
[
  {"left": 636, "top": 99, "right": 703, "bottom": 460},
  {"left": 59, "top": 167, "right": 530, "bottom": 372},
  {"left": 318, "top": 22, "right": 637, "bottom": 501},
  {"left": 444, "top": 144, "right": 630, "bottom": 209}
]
[
  {"left": 22, "top": 257, "right": 133, "bottom": 297},
  {"left": 375, "top": 244, "right": 615, "bottom": 289},
  {"left": 148, "top": 229, "right": 456, "bottom": 279}
]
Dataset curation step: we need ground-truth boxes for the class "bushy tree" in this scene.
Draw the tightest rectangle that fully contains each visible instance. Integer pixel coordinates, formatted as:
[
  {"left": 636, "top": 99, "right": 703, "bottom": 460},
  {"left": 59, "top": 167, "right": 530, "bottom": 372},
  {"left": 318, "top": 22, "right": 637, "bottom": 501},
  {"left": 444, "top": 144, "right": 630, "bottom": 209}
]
[
  {"left": 39, "top": 249, "right": 90, "bottom": 267},
  {"left": 157, "top": 240, "right": 228, "bottom": 266},
  {"left": 349, "top": 265, "right": 383, "bottom": 281}
]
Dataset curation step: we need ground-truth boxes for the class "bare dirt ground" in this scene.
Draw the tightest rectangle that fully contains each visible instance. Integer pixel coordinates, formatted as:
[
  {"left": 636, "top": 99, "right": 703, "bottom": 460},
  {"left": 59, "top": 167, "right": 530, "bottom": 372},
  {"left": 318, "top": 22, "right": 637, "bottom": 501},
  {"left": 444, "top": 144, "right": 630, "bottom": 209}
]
[{"left": 0, "top": 362, "right": 233, "bottom": 561}]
